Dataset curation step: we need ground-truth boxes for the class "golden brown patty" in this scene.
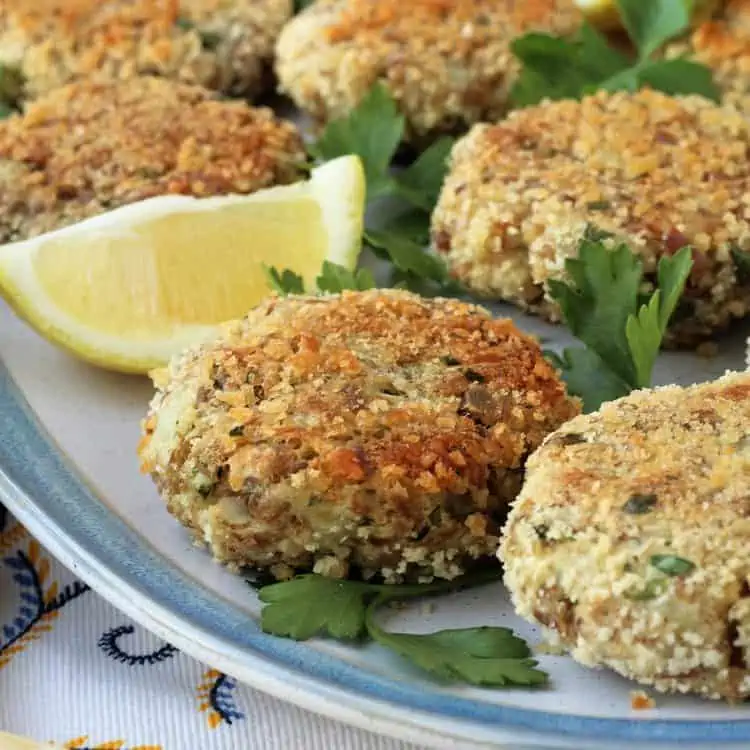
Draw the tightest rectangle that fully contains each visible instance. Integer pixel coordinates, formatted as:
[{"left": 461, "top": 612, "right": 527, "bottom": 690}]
[
  {"left": 0, "top": 76, "right": 305, "bottom": 243},
  {"left": 0, "top": 0, "right": 292, "bottom": 101},
  {"left": 667, "top": 0, "right": 750, "bottom": 113},
  {"left": 139, "top": 290, "right": 579, "bottom": 583},
  {"left": 431, "top": 89, "right": 750, "bottom": 347},
  {"left": 275, "top": 0, "right": 581, "bottom": 140},
  {"left": 501, "top": 372, "right": 750, "bottom": 700}
]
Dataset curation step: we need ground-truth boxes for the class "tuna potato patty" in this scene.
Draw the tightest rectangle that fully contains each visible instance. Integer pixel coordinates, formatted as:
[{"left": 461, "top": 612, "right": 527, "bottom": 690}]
[
  {"left": 501, "top": 371, "right": 750, "bottom": 700},
  {"left": 0, "top": 0, "right": 292, "bottom": 101},
  {"left": 139, "top": 290, "right": 579, "bottom": 583},
  {"left": 275, "top": 0, "right": 581, "bottom": 140},
  {"left": 0, "top": 76, "right": 305, "bottom": 243},
  {"left": 432, "top": 89, "right": 750, "bottom": 347}
]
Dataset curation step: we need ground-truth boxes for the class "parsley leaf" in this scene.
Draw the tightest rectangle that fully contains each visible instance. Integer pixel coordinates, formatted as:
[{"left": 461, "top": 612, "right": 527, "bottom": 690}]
[
  {"left": 257, "top": 568, "right": 546, "bottom": 688},
  {"left": 365, "top": 229, "right": 451, "bottom": 287},
  {"left": 264, "top": 265, "right": 305, "bottom": 296},
  {"left": 650, "top": 554, "right": 695, "bottom": 576},
  {"left": 548, "top": 235, "right": 693, "bottom": 411},
  {"left": 316, "top": 261, "right": 375, "bottom": 293},
  {"left": 548, "top": 239, "right": 642, "bottom": 386},
  {"left": 293, "top": 0, "right": 315, "bottom": 11},
  {"left": 510, "top": 0, "right": 719, "bottom": 108},
  {"left": 309, "top": 84, "right": 456, "bottom": 289},
  {"left": 731, "top": 245, "right": 750, "bottom": 284},
  {"left": 636, "top": 57, "right": 719, "bottom": 99},
  {"left": 616, "top": 0, "right": 691, "bottom": 59},
  {"left": 310, "top": 83, "right": 403, "bottom": 200},
  {"left": 625, "top": 246, "right": 693, "bottom": 388},
  {"left": 264, "top": 262, "right": 375, "bottom": 295},
  {"left": 366, "top": 609, "right": 548, "bottom": 687},
  {"left": 259, "top": 576, "right": 371, "bottom": 640},
  {"left": 394, "top": 136, "right": 455, "bottom": 211},
  {"left": 545, "top": 348, "right": 630, "bottom": 412}
]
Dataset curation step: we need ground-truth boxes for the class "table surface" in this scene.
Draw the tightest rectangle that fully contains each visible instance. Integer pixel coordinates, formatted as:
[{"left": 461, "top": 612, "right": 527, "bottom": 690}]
[{"left": 0, "top": 513, "right": 428, "bottom": 750}]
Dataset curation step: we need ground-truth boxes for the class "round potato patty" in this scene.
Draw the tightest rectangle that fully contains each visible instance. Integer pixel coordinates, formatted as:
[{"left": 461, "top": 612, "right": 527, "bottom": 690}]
[
  {"left": 0, "top": 76, "right": 305, "bottom": 243},
  {"left": 431, "top": 89, "right": 750, "bottom": 347},
  {"left": 0, "top": 0, "right": 292, "bottom": 102},
  {"left": 275, "top": 0, "right": 581, "bottom": 140},
  {"left": 139, "top": 290, "right": 579, "bottom": 583},
  {"left": 501, "top": 371, "right": 750, "bottom": 700}
]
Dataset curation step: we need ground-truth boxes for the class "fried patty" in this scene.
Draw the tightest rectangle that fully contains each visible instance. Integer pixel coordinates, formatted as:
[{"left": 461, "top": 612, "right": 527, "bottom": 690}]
[
  {"left": 501, "top": 372, "right": 750, "bottom": 700},
  {"left": 275, "top": 0, "right": 581, "bottom": 140},
  {"left": 431, "top": 89, "right": 750, "bottom": 347},
  {"left": 0, "top": 0, "right": 292, "bottom": 102},
  {"left": 0, "top": 76, "right": 305, "bottom": 243},
  {"left": 138, "top": 290, "right": 579, "bottom": 583}
]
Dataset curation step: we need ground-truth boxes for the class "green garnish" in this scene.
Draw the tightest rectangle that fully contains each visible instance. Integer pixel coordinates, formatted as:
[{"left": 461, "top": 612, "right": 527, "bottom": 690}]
[
  {"left": 257, "top": 569, "right": 547, "bottom": 687},
  {"left": 316, "top": 261, "right": 375, "bottom": 293},
  {"left": 622, "top": 493, "right": 658, "bottom": 514},
  {"left": 309, "top": 84, "right": 456, "bottom": 293},
  {"left": 510, "top": 0, "right": 719, "bottom": 108},
  {"left": 625, "top": 578, "right": 667, "bottom": 601},
  {"left": 293, "top": 0, "right": 315, "bottom": 12},
  {"left": 546, "top": 236, "right": 693, "bottom": 411},
  {"left": 731, "top": 245, "right": 750, "bottom": 284},
  {"left": 264, "top": 266, "right": 305, "bottom": 296},
  {"left": 0, "top": 64, "right": 24, "bottom": 118},
  {"left": 264, "top": 261, "right": 375, "bottom": 296},
  {"left": 650, "top": 554, "right": 695, "bottom": 576}
]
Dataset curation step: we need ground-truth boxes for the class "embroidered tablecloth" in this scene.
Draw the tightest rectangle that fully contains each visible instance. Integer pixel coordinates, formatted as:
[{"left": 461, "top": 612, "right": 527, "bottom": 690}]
[{"left": 0, "top": 512, "right": 425, "bottom": 750}]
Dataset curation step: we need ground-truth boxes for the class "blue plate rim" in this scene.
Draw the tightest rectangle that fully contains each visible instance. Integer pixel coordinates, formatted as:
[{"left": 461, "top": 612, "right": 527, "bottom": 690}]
[{"left": 1, "top": 360, "right": 750, "bottom": 746}]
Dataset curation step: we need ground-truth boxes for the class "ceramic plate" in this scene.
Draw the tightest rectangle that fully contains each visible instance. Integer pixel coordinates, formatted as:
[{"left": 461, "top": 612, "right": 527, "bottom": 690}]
[{"left": 2, "top": 296, "right": 750, "bottom": 750}]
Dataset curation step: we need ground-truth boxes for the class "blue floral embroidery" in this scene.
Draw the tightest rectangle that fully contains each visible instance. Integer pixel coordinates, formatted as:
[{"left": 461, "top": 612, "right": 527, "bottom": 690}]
[
  {"left": 0, "top": 546, "right": 89, "bottom": 665},
  {"left": 98, "top": 624, "right": 177, "bottom": 666}
]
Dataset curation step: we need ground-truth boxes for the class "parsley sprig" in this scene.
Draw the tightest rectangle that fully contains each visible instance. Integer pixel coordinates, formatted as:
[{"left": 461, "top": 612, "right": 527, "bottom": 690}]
[
  {"left": 264, "top": 261, "right": 375, "bottom": 296},
  {"left": 546, "top": 232, "right": 693, "bottom": 411},
  {"left": 258, "top": 569, "right": 547, "bottom": 687},
  {"left": 270, "top": 84, "right": 455, "bottom": 295},
  {"left": 511, "top": 0, "right": 719, "bottom": 108}
]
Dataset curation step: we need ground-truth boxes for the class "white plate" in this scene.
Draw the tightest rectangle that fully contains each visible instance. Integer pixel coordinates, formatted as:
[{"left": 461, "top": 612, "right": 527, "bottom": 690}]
[{"left": 2, "top": 297, "right": 750, "bottom": 750}]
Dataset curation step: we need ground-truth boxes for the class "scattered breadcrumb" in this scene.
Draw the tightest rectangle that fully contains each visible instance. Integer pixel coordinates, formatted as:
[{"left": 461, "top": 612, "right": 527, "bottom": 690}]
[
  {"left": 0, "top": 0, "right": 292, "bottom": 101},
  {"left": 139, "top": 290, "right": 579, "bottom": 583},
  {"left": 0, "top": 76, "right": 305, "bottom": 243},
  {"left": 275, "top": 0, "right": 581, "bottom": 139},
  {"left": 630, "top": 691, "right": 656, "bottom": 711},
  {"left": 501, "top": 371, "right": 750, "bottom": 700},
  {"left": 432, "top": 89, "right": 750, "bottom": 347}
]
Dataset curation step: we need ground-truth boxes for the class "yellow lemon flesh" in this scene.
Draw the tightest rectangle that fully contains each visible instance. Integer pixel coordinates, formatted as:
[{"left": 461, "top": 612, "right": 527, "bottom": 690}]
[
  {"left": 0, "top": 155, "right": 365, "bottom": 374},
  {"left": 574, "top": 0, "right": 721, "bottom": 30}
]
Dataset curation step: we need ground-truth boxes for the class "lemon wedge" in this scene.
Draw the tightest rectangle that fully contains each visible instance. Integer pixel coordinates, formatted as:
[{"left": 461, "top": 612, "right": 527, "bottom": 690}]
[
  {"left": 0, "top": 155, "right": 365, "bottom": 374},
  {"left": 574, "top": 0, "right": 721, "bottom": 30}
]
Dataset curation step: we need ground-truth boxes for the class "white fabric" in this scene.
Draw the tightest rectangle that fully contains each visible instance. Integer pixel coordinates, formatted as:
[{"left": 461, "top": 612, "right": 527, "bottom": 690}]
[{"left": 0, "top": 517, "right": 425, "bottom": 750}]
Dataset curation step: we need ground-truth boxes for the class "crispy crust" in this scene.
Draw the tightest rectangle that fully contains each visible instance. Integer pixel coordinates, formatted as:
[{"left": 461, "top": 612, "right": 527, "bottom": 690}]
[
  {"left": 275, "top": 0, "right": 581, "bottom": 139},
  {"left": 0, "top": 76, "right": 305, "bottom": 242},
  {"left": 139, "top": 290, "right": 579, "bottom": 583},
  {"left": 0, "top": 0, "right": 292, "bottom": 100},
  {"left": 500, "top": 372, "right": 750, "bottom": 700},
  {"left": 431, "top": 89, "right": 750, "bottom": 347}
]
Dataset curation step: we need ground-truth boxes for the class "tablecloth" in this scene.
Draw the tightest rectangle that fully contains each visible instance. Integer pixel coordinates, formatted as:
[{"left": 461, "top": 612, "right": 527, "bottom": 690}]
[{"left": 0, "top": 511, "right": 427, "bottom": 750}]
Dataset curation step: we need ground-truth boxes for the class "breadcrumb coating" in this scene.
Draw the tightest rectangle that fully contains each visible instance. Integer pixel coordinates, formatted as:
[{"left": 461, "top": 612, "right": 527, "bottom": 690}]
[
  {"left": 139, "top": 290, "right": 579, "bottom": 583},
  {"left": 0, "top": 76, "right": 305, "bottom": 242},
  {"left": 0, "top": 0, "right": 292, "bottom": 101},
  {"left": 431, "top": 89, "right": 750, "bottom": 347},
  {"left": 275, "top": 0, "right": 581, "bottom": 140},
  {"left": 501, "top": 371, "right": 750, "bottom": 701}
]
